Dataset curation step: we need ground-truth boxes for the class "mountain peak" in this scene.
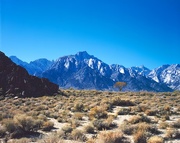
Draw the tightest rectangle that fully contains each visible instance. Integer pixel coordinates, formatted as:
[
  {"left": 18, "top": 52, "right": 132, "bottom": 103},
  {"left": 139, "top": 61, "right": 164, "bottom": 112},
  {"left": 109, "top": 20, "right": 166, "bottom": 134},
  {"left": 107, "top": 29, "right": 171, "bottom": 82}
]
[{"left": 75, "top": 51, "right": 92, "bottom": 59}]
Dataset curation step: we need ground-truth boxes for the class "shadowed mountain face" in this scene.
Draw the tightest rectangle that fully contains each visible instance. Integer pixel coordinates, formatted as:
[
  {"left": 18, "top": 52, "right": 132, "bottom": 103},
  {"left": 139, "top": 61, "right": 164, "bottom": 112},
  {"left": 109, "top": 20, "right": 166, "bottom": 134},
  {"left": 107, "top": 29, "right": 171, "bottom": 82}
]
[
  {"left": 9, "top": 51, "right": 176, "bottom": 92},
  {"left": 0, "top": 51, "right": 59, "bottom": 97}
]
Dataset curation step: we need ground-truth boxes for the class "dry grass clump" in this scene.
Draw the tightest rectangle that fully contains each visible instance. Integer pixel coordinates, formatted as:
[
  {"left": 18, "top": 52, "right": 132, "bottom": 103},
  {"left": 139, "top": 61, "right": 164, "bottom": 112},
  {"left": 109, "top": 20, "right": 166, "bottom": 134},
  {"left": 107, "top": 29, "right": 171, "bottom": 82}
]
[
  {"left": 83, "top": 124, "right": 95, "bottom": 134},
  {"left": 73, "top": 112, "right": 84, "bottom": 120},
  {"left": 158, "top": 121, "right": 170, "bottom": 129},
  {"left": 93, "top": 118, "right": 117, "bottom": 131},
  {"left": 62, "top": 125, "right": 73, "bottom": 135},
  {"left": 7, "top": 138, "right": 32, "bottom": 143},
  {"left": 128, "top": 115, "right": 152, "bottom": 124},
  {"left": 73, "top": 102, "right": 84, "bottom": 112},
  {"left": 42, "top": 121, "right": 54, "bottom": 131},
  {"left": 38, "top": 134, "right": 64, "bottom": 143},
  {"left": 89, "top": 106, "right": 108, "bottom": 120},
  {"left": 110, "top": 96, "right": 135, "bottom": 106},
  {"left": 120, "top": 122, "right": 136, "bottom": 135},
  {"left": 145, "top": 109, "right": 158, "bottom": 116},
  {"left": 118, "top": 108, "right": 131, "bottom": 115},
  {"left": 165, "top": 128, "right": 180, "bottom": 140},
  {"left": 147, "top": 136, "right": 164, "bottom": 143},
  {"left": 69, "top": 119, "right": 81, "bottom": 129},
  {"left": 71, "top": 129, "right": 86, "bottom": 141},
  {"left": 133, "top": 130, "right": 147, "bottom": 143},
  {"left": 0, "top": 125, "right": 6, "bottom": 138},
  {"left": 172, "top": 119, "right": 180, "bottom": 128},
  {"left": 1, "top": 114, "right": 42, "bottom": 138},
  {"left": 121, "top": 122, "right": 160, "bottom": 136},
  {"left": 95, "top": 131, "right": 128, "bottom": 143}
]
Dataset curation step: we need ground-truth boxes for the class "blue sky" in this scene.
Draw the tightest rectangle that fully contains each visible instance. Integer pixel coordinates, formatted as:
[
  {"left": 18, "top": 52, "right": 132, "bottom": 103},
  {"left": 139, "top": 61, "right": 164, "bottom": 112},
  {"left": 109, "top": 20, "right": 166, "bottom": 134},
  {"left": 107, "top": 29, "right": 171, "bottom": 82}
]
[{"left": 1, "top": 0, "right": 180, "bottom": 69}]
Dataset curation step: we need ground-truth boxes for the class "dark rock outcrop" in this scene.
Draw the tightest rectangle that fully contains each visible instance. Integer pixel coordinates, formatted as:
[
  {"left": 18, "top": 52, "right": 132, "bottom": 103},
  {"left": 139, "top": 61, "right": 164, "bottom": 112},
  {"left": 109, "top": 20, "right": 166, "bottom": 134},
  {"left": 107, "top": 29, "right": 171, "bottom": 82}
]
[{"left": 0, "top": 51, "right": 59, "bottom": 97}]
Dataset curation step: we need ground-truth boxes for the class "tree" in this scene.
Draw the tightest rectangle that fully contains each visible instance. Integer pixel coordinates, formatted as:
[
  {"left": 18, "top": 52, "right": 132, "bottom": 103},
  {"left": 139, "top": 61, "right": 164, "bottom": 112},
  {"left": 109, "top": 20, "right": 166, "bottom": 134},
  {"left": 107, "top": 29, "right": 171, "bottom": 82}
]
[{"left": 114, "top": 82, "right": 127, "bottom": 91}]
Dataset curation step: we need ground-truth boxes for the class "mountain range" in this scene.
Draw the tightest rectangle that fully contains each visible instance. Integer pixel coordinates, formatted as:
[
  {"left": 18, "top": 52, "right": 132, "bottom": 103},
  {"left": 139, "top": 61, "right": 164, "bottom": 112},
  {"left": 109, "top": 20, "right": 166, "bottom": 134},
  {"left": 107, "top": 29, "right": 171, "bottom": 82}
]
[{"left": 10, "top": 51, "right": 180, "bottom": 92}]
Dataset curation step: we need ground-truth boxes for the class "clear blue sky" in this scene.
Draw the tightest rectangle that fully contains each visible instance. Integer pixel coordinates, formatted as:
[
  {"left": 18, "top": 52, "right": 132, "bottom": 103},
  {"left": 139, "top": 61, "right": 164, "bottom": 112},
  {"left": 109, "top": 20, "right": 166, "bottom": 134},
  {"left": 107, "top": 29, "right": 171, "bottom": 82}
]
[{"left": 1, "top": 0, "right": 180, "bottom": 69}]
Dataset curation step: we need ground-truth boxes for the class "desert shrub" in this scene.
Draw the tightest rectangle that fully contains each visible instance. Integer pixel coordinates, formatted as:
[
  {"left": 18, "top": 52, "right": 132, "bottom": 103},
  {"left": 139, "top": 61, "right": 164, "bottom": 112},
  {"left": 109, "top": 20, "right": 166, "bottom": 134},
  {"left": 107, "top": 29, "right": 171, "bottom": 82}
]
[
  {"left": 164, "top": 105, "right": 171, "bottom": 111},
  {"left": 133, "top": 130, "right": 147, "bottom": 143},
  {"left": 71, "top": 129, "right": 86, "bottom": 141},
  {"left": 104, "top": 116, "right": 117, "bottom": 129},
  {"left": 89, "top": 106, "right": 107, "bottom": 120},
  {"left": 139, "top": 104, "right": 149, "bottom": 112},
  {"left": 96, "top": 131, "right": 127, "bottom": 143},
  {"left": 0, "top": 125, "right": 6, "bottom": 137},
  {"left": 62, "top": 125, "right": 73, "bottom": 134},
  {"left": 165, "top": 128, "right": 180, "bottom": 139},
  {"left": 158, "top": 121, "right": 169, "bottom": 129},
  {"left": 38, "top": 114, "right": 47, "bottom": 121},
  {"left": 73, "top": 112, "right": 84, "bottom": 120},
  {"left": 128, "top": 115, "right": 152, "bottom": 124},
  {"left": 93, "top": 119, "right": 115, "bottom": 131},
  {"left": 111, "top": 97, "right": 135, "bottom": 106},
  {"left": 42, "top": 121, "right": 54, "bottom": 131},
  {"left": 118, "top": 108, "right": 131, "bottom": 115},
  {"left": 137, "top": 122, "right": 160, "bottom": 135},
  {"left": 39, "top": 134, "right": 64, "bottom": 143},
  {"left": 70, "top": 119, "right": 81, "bottom": 128},
  {"left": 2, "top": 118, "right": 17, "bottom": 133},
  {"left": 35, "top": 105, "right": 48, "bottom": 111},
  {"left": 145, "top": 109, "right": 157, "bottom": 116},
  {"left": 120, "top": 123, "right": 136, "bottom": 135},
  {"left": 14, "top": 114, "right": 40, "bottom": 132},
  {"left": 147, "top": 136, "right": 164, "bottom": 143},
  {"left": 74, "top": 103, "right": 84, "bottom": 112},
  {"left": 84, "top": 124, "right": 95, "bottom": 134},
  {"left": 161, "top": 115, "right": 170, "bottom": 121},
  {"left": 172, "top": 119, "right": 180, "bottom": 128},
  {"left": 7, "top": 138, "right": 32, "bottom": 143}
]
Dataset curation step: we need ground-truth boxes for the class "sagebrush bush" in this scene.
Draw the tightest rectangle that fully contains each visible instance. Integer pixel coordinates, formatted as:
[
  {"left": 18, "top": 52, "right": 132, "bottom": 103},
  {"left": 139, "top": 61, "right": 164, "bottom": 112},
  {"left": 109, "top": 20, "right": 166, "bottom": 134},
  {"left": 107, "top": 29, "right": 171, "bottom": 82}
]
[
  {"left": 96, "top": 131, "right": 126, "bottom": 143},
  {"left": 147, "top": 136, "right": 164, "bottom": 143},
  {"left": 73, "top": 112, "right": 84, "bottom": 120},
  {"left": 133, "top": 130, "right": 147, "bottom": 143},
  {"left": 84, "top": 124, "right": 95, "bottom": 134},
  {"left": 128, "top": 115, "right": 151, "bottom": 124},
  {"left": 62, "top": 125, "right": 73, "bottom": 134},
  {"left": 172, "top": 119, "right": 180, "bottom": 128},
  {"left": 0, "top": 125, "right": 6, "bottom": 137},
  {"left": 74, "top": 103, "right": 84, "bottom": 112},
  {"left": 89, "top": 106, "right": 107, "bottom": 120},
  {"left": 7, "top": 138, "right": 32, "bottom": 143},
  {"left": 14, "top": 114, "right": 40, "bottom": 132},
  {"left": 71, "top": 129, "right": 86, "bottom": 141},
  {"left": 38, "top": 134, "right": 64, "bottom": 143},
  {"left": 118, "top": 108, "right": 131, "bottom": 115},
  {"left": 42, "top": 121, "right": 54, "bottom": 131},
  {"left": 2, "top": 118, "right": 16, "bottom": 133},
  {"left": 110, "top": 97, "right": 135, "bottom": 106}
]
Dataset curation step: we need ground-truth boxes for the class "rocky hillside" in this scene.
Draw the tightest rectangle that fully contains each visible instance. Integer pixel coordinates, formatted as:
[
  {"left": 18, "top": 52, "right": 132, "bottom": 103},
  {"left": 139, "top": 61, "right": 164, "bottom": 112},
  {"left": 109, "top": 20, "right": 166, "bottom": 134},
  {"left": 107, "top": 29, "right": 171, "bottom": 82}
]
[{"left": 0, "top": 51, "right": 59, "bottom": 97}]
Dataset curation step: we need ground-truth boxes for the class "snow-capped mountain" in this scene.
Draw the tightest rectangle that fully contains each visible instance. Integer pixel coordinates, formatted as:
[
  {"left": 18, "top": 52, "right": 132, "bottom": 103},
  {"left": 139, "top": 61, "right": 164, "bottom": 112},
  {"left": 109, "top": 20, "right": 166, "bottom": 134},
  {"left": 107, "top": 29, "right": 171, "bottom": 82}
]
[
  {"left": 9, "top": 51, "right": 178, "bottom": 91},
  {"left": 148, "top": 64, "right": 180, "bottom": 90},
  {"left": 10, "top": 56, "right": 54, "bottom": 76},
  {"left": 42, "top": 51, "right": 114, "bottom": 90},
  {"left": 130, "top": 65, "right": 151, "bottom": 76},
  {"left": 41, "top": 51, "right": 171, "bottom": 91}
]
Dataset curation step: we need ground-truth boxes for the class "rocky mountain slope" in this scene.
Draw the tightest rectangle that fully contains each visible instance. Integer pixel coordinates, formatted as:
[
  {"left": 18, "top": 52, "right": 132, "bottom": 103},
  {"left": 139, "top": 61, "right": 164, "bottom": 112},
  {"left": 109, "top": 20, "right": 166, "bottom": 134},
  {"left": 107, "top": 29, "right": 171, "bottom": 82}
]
[
  {"left": 0, "top": 52, "right": 58, "bottom": 97},
  {"left": 10, "top": 51, "right": 178, "bottom": 91},
  {"left": 147, "top": 64, "right": 180, "bottom": 90}
]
